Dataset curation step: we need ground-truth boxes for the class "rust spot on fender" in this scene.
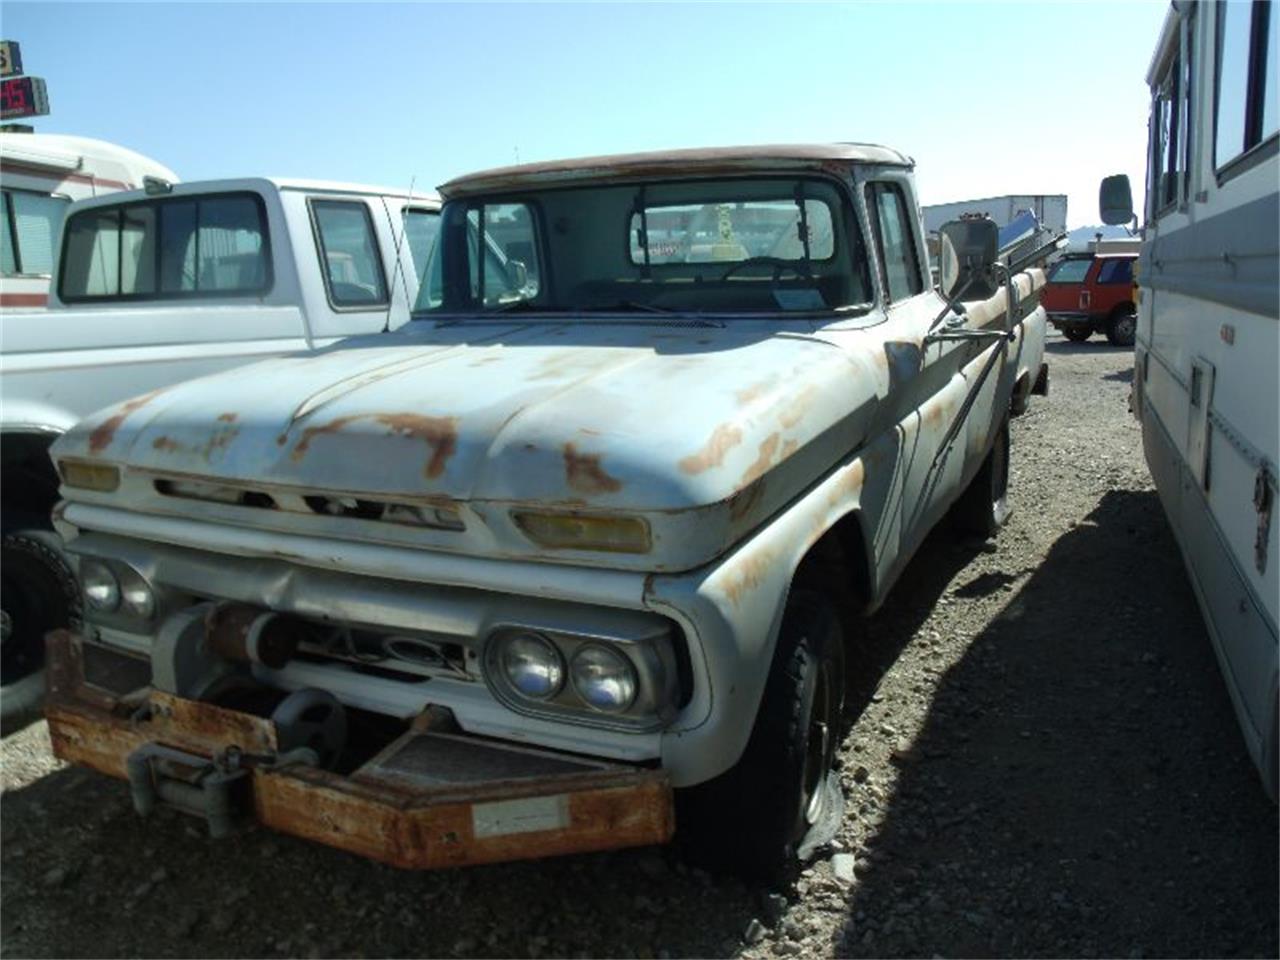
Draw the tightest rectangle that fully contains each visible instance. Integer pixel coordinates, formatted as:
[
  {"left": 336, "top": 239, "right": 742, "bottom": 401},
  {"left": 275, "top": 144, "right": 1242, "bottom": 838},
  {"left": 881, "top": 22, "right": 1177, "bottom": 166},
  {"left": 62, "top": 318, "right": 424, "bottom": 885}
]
[
  {"left": 87, "top": 390, "right": 164, "bottom": 456},
  {"left": 778, "top": 385, "right": 818, "bottom": 429},
  {"left": 678, "top": 423, "right": 743, "bottom": 475},
  {"left": 151, "top": 436, "right": 181, "bottom": 453},
  {"left": 217, "top": 412, "right": 238, "bottom": 423},
  {"left": 740, "top": 433, "right": 780, "bottom": 487},
  {"left": 563, "top": 442, "right": 622, "bottom": 495},
  {"left": 734, "top": 380, "right": 774, "bottom": 405},
  {"left": 292, "top": 413, "right": 459, "bottom": 479},
  {"left": 722, "top": 547, "right": 773, "bottom": 606},
  {"left": 828, "top": 459, "right": 866, "bottom": 507},
  {"left": 780, "top": 438, "right": 799, "bottom": 459}
]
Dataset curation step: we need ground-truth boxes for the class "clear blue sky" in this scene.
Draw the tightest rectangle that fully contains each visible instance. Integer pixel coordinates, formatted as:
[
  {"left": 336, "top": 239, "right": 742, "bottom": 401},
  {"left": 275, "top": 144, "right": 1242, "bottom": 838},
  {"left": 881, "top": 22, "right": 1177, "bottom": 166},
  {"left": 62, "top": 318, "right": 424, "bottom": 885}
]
[{"left": 5, "top": 1, "right": 1169, "bottom": 227}]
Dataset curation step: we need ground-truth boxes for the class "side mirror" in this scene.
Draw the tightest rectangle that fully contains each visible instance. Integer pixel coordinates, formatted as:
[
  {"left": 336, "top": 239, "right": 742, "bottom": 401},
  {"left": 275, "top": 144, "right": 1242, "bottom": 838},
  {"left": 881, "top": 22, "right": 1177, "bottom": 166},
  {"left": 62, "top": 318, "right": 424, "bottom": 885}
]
[
  {"left": 1099, "top": 174, "right": 1134, "bottom": 226},
  {"left": 938, "top": 218, "right": 999, "bottom": 301},
  {"left": 506, "top": 259, "right": 529, "bottom": 291}
]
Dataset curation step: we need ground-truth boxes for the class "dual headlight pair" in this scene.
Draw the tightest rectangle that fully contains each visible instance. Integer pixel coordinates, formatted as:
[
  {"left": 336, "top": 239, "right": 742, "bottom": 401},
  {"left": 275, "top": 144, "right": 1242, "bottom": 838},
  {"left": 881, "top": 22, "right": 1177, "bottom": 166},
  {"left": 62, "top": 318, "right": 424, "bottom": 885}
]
[
  {"left": 79, "top": 558, "right": 155, "bottom": 621},
  {"left": 495, "top": 632, "right": 636, "bottom": 713},
  {"left": 484, "top": 626, "right": 680, "bottom": 730}
]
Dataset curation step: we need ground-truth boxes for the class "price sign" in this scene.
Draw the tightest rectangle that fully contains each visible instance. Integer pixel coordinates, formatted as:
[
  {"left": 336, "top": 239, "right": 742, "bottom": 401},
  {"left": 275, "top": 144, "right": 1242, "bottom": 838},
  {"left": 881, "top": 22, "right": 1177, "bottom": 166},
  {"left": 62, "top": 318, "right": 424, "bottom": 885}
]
[
  {"left": 0, "top": 76, "right": 49, "bottom": 120},
  {"left": 0, "top": 41, "right": 22, "bottom": 78}
]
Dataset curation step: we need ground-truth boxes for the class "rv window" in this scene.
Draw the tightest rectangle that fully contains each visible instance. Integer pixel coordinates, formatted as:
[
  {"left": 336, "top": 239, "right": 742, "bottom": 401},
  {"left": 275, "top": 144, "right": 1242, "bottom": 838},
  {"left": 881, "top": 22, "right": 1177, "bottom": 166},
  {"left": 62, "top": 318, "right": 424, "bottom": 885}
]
[
  {"left": 866, "top": 183, "right": 923, "bottom": 303},
  {"left": 311, "top": 200, "right": 389, "bottom": 309},
  {"left": 60, "top": 193, "right": 269, "bottom": 301},
  {"left": 1150, "top": 38, "right": 1189, "bottom": 214},
  {"left": 1, "top": 189, "right": 70, "bottom": 276},
  {"left": 1215, "top": 0, "right": 1279, "bottom": 170}
]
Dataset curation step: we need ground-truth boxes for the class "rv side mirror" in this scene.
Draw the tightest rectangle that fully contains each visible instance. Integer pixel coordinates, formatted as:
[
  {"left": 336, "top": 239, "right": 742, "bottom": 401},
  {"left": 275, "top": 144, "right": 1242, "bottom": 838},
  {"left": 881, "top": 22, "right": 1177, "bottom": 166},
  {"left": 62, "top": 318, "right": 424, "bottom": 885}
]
[
  {"left": 1099, "top": 174, "right": 1134, "bottom": 226},
  {"left": 938, "top": 218, "right": 999, "bottom": 301}
]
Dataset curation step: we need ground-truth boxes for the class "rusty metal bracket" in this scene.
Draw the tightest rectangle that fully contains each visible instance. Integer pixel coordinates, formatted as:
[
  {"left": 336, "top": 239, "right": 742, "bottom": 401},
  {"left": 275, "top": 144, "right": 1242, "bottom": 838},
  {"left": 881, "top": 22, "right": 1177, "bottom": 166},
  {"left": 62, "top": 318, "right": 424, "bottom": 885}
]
[{"left": 126, "top": 742, "right": 251, "bottom": 839}]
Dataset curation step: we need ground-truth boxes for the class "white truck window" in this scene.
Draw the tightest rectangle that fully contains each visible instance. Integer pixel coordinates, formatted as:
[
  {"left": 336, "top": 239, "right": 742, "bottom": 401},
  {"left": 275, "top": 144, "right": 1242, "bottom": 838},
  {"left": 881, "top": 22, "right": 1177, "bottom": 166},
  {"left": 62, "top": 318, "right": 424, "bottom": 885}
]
[
  {"left": 311, "top": 200, "right": 388, "bottom": 308},
  {"left": 402, "top": 207, "right": 441, "bottom": 285},
  {"left": 60, "top": 194, "right": 269, "bottom": 301},
  {"left": 2, "top": 189, "right": 69, "bottom": 276}
]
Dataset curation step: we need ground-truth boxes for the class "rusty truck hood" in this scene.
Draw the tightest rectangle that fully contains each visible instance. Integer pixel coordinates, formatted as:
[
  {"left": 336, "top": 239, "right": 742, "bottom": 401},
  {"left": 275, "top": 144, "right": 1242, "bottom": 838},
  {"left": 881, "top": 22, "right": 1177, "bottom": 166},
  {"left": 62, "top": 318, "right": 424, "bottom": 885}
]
[{"left": 55, "top": 320, "right": 884, "bottom": 569}]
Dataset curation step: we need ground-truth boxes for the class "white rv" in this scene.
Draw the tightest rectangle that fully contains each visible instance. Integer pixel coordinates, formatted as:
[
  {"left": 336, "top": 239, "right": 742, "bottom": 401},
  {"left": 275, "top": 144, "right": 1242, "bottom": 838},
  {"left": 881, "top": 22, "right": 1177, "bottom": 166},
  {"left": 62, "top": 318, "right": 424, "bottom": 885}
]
[
  {"left": 0, "top": 133, "right": 177, "bottom": 309},
  {"left": 1102, "top": 0, "right": 1278, "bottom": 800}
]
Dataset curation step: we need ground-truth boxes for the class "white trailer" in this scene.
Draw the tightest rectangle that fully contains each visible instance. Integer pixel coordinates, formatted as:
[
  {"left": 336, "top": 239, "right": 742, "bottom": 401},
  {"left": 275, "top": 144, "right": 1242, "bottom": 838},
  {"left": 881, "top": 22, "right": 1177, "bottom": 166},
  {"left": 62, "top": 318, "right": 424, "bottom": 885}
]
[
  {"left": 922, "top": 193, "right": 1068, "bottom": 236},
  {"left": 1101, "top": 0, "right": 1278, "bottom": 801},
  {"left": 0, "top": 133, "right": 178, "bottom": 310}
]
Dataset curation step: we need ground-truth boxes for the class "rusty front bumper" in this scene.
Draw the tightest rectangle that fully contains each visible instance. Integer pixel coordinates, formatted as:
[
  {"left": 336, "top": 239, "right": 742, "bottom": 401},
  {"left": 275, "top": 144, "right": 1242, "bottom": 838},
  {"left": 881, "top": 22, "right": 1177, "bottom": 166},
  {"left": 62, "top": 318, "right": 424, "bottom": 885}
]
[{"left": 44, "top": 632, "right": 674, "bottom": 869}]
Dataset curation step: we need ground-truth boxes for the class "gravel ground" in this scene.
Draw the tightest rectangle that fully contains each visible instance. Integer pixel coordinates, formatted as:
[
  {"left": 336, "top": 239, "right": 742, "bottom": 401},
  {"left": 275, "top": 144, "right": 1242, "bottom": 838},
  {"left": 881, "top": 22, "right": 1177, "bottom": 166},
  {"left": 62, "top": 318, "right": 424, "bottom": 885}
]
[{"left": 2, "top": 334, "right": 1277, "bottom": 959}]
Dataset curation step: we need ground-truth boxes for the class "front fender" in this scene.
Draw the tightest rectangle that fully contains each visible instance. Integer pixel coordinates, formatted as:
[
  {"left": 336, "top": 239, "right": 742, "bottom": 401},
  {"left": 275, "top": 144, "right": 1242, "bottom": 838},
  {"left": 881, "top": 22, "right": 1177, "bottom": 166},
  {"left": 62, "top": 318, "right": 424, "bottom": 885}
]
[{"left": 646, "top": 444, "right": 877, "bottom": 787}]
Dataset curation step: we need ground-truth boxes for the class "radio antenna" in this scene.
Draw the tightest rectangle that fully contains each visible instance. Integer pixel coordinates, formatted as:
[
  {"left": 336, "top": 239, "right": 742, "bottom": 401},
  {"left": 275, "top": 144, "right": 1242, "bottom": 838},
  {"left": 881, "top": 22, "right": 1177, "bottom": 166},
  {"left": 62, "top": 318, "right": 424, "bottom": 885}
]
[{"left": 382, "top": 174, "right": 416, "bottom": 334}]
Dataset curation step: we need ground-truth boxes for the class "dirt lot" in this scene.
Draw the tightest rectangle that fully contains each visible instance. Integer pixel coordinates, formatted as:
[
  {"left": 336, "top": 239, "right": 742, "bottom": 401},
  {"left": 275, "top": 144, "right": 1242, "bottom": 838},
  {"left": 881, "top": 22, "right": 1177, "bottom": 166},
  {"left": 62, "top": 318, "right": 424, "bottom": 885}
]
[{"left": 2, "top": 334, "right": 1277, "bottom": 959}]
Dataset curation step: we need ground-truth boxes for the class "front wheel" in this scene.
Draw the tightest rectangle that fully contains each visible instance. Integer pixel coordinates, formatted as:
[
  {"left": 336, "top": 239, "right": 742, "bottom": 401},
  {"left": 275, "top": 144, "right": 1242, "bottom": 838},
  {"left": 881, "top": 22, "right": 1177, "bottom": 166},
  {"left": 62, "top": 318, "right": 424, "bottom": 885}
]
[
  {"left": 1, "top": 528, "right": 78, "bottom": 699},
  {"left": 950, "top": 418, "right": 1011, "bottom": 539},
  {"left": 677, "top": 590, "right": 845, "bottom": 882}
]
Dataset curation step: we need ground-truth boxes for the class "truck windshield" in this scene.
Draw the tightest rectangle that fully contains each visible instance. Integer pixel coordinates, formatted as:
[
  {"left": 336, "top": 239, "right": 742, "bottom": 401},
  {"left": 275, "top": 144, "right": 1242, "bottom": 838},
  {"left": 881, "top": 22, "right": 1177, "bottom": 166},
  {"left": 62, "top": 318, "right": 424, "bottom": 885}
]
[{"left": 414, "top": 176, "right": 871, "bottom": 317}]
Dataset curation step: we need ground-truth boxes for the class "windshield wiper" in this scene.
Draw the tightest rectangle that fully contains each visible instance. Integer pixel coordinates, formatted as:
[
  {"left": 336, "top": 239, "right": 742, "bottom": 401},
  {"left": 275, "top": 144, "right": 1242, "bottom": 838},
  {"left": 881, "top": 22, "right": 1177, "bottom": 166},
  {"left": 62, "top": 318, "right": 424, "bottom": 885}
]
[{"left": 581, "top": 302, "right": 725, "bottom": 327}]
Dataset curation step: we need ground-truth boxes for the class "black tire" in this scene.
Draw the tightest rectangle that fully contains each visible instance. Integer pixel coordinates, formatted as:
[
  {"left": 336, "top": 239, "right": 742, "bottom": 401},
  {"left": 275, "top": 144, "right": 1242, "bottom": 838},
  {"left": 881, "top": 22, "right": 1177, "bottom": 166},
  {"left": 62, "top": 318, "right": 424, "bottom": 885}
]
[
  {"left": 1062, "top": 326, "right": 1091, "bottom": 342},
  {"left": 1, "top": 528, "right": 79, "bottom": 686},
  {"left": 677, "top": 590, "right": 845, "bottom": 882},
  {"left": 951, "top": 419, "right": 1011, "bottom": 539},
  {"left": 1106, "top": 309, "right": 1137, "bottom": 347}
]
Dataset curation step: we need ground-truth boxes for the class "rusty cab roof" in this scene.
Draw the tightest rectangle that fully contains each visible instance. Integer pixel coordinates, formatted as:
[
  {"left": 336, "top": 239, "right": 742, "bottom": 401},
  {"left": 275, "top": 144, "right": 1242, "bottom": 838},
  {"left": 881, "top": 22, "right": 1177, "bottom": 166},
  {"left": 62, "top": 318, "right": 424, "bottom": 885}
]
[{"left": 438, "top": 143, "right": 914, "bottom": 199}]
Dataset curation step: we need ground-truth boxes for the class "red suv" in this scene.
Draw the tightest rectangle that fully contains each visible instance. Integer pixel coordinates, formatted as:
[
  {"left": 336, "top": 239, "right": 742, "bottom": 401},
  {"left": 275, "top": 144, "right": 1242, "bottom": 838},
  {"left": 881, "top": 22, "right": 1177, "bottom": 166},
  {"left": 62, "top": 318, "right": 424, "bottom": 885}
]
[{"left": 1042, "top": 253, "right": 1137, "bottom": 346}]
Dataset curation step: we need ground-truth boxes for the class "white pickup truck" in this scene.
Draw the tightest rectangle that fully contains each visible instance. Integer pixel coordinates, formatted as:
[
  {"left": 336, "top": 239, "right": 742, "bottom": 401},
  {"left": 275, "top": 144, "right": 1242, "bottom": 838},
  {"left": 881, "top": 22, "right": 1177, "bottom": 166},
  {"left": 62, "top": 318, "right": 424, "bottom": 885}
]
[
  {"left": 0, "top": 178, "right": 440, "bottom": 707},
  {"left": 42, "top": 144, "right": 1048, "bottom": 879}
]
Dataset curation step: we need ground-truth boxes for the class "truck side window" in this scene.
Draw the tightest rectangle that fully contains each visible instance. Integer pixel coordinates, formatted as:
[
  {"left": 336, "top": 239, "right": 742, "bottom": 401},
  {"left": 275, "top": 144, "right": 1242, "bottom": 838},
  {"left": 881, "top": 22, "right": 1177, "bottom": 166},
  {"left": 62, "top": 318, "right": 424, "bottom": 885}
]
[
  {"left": 1097, "top": 259, "right": 1134, "bottom": 284},
  {"left": 1215, "top": 0, "right": 1278, "bottom": 171},
  {"left": 465, "top": 203, "right": 540, "bottom": 307},
  {"left": 866, "top": 183, "right": 923, "bottom": 303},
  {"left": 60, "top": 193, "right": 269, "bottom": 301},
  {"left": 1, "top": 189, "right": 70, "bottom": 276},
  {"left": 1048, "top": 259, "right": 1092, "bottom": 283},
  {"left": 311, "top": 200, "right": 389, "bottom": 309}
]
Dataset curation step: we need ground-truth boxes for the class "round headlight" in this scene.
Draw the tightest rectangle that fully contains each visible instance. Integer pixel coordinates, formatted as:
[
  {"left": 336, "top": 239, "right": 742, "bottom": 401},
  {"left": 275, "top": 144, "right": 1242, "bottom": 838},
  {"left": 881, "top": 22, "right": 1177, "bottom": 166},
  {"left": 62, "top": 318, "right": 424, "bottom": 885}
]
[
  {"left": 501, "top": 632, "right": 564, "bottom": 700},
  {"left": 570, "top": 644, "right": 637, "bottom": 713},
  {"left": 81, "top": 560, "right": 120, "bottom": 612},
  {"left": 120, "top": 579, "right": 155, "bottom": 620}
]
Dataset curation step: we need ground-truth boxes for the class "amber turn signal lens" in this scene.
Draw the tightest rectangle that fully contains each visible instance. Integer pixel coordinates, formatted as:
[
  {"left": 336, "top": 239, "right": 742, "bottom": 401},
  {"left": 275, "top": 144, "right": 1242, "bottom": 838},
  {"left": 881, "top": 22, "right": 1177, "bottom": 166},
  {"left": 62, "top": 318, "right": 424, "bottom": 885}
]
[
  {"left": 512, "top": 511, "right": 651, "bottom": 553},
  {"left": 59, "top": 460, "right": 121, "bottom": 492}
]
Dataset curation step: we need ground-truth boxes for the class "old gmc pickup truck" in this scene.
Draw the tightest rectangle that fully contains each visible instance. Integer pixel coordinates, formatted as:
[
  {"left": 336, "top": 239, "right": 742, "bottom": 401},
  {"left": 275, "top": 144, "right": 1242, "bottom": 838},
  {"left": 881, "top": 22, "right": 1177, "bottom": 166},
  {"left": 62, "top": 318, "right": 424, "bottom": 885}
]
[
  {"left": 44, "top": 144, "right": 1048, "bottom": 879},
  {"left": 1, "top": 177, "right": 440, "bottom": 712}
]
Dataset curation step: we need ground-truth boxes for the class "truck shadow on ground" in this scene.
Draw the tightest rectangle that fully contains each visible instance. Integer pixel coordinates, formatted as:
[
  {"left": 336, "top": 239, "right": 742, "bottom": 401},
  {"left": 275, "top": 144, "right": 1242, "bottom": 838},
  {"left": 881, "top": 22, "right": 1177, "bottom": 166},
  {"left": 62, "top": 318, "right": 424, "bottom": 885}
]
[
  {"left": 832, "top": 489, "right": 1279, "bottom": 958},
  {"left": 1044, "top": 338, "right": 1135, "bottom": 357},
  {"left": 2, "top": 758, "right": 774, "bottom": 959}
]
